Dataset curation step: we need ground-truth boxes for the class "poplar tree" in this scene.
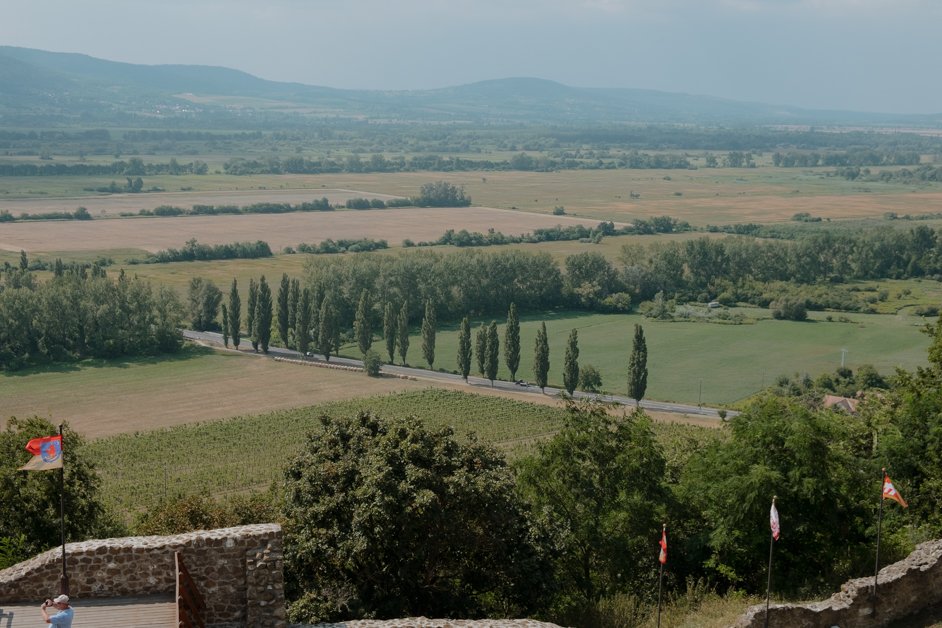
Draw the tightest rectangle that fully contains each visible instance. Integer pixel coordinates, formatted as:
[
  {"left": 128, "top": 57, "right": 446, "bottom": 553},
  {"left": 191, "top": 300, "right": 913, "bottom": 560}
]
[
  {"left": 397, "top": 301, "right": 410, "bottom": 365},
  {"left": 563, "top": 328, "right": 580, "bottom": 395},
  {"left": 256, "top": 275, "right": 273, "bottom": 353},
  {"left": 534, "top": 321, "right": 550, "bottom": 392},
  {"left": 221, "top": 303, "right": 230, "bottom": 348},
  {"left": 422, "top": 299, "right": 436, "bottom": 369},
  {"left": 288, "top": 278, "right": 300, "bottom": 349},
  {"left": 628, "top": 324, "right": 648, "bottom": 405},
  {"left": 228, "top": 278, "right": 241, "bottom": 349},
  {"left": 505, "top": 303, "right": 520, "bottom": 380},
  {"left": 318, "top": 294, "right": 338, "bottom": 361},
  {"left": 310, "top": 288, "right": 322, "bottom": 350},
  {"left": 475, "top": 323, "right": 487, "bottom": 376},
  {"left": 297, "top": 287, "right": 312, "bottom": 356},
  {"left": 354, "top": 290, "right": 373, "bottom": 355},
  {"left": 485, "top": 321, "right": 499, "bottom": 386},
  {"left": 383, "top": 302, "right": 397, "bottom": 364},
  {"left": 247, "top": 278, "right": 258, "bottom": 351},
  {"left": 457, "top": 316, "right": 472, "bottom": 381},
  {"left": 277, "top": 273, "right": 290, "bottom": 349}
]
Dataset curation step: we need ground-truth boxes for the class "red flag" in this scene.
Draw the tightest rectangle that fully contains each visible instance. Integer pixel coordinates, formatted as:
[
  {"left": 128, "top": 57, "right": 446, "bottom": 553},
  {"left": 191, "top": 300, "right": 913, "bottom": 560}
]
[
  {"left": 658, "top": 527, "right": 667, "bottom": 565},
  {"left": 770, "top": 501, "right": 780, "bottom": 541},
  {"left": 883, "top": 473, "right": 908, "bottom": 508},
  {"left": 20, "top": 435, "right": 63, "bottom": 471}
]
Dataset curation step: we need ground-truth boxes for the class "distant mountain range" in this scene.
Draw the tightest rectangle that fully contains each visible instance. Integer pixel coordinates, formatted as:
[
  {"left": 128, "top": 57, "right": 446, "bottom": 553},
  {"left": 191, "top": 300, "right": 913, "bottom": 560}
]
[{"left": 1, "top": 46, "right": 939, "bottom": 128}]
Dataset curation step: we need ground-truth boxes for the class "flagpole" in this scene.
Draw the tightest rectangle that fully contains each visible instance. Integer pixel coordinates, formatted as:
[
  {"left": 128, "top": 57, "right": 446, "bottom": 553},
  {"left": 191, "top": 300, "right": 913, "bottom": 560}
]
[
  {"left": 764, "top": 496, "right": 776, "bottom": 628},
  {"left": 656, "top": 523, "right": 665, "bottom": 628},
  {"left": 58, "top": 423, "right": 69, "bottom": 595},
  {"left": 872, "top": 468, "right": 886, "bottom": 614}
]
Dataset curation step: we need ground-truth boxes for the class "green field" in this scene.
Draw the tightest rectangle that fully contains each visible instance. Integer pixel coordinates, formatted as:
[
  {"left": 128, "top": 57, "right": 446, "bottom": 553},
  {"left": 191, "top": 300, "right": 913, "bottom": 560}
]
[
  {"left": 82, "top": 388, "right": 721, "bottom": 517},
  {"left": 363, "top": 309, "right": 930, "bottom": 405},
  {"left": 86, "top": 389, "right": 569, "bottom": 514}
]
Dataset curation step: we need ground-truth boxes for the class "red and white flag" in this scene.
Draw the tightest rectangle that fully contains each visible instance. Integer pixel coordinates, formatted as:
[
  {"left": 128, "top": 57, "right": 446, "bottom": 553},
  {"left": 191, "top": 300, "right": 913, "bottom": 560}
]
[
  {"left": 19, "top": 435, "right": 63, "bottom": 471},
  {"left": 658, "top": 527, "right": 667, "bottom": 565},
  {"left": 883, "top": 473, "right": 908, "bottom": 508},
  {"left": 770, "top": 501, "right": 780, "bottom": 541}
]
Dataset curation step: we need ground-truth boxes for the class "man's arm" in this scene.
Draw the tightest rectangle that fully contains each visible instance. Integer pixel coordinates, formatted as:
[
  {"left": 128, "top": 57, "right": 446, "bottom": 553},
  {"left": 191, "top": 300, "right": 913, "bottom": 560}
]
[{"left": 40, "top": 602, "right": 52, "bottom": 623}]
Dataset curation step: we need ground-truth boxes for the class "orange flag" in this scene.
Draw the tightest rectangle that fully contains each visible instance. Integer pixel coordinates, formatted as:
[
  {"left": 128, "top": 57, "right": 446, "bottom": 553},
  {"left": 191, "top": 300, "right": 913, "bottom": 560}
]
[{"left": 882, "top": 472, "right": 908, "bottom": 508}]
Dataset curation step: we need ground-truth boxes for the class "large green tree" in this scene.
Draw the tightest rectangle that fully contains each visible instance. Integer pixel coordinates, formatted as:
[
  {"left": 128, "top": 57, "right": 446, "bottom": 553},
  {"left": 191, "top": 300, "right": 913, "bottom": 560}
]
[
  {"left": 255, "top": 275, "right": 273, "bottom": 353},
  {"left": 680, "top": 395, "right": 874, "bottom": 594},
  {"left": 563, "top": 328, "right": 580, "bottom": 395},
  {"left": 221, "top": 303, "right": 230, "bottom": 347},
  {"left": 475, "top": 323, "right": 487, "bottom": 376},
  {"left": 878, "top": 312, "right": 942, "bottom": 532},
  {"left": 421, "top": 299, "right": 436, "bottom": 369},
  {"left": 296, "top": 288, "right": 312, "bottom": 357},
  {"left": 505, "top": 303, "right": 520, "bottom": 380},
  {"left": 228, "top": 278, "right": 241, "bottom": 349},
  {"left": 186, "top": 277, "right": 222, "bottom": 332},
  {"left": 278, "top": 273, "right": 290, "bottom": 348},
  {"left": 0, "top": 417, "right": 122, "bottom": 567},
  {"left": 288, "top": 278, "right": 300, "bottom": 349},
  {"left": 457, "top": 316, "right": 472, "bottom": 381},
  {"left": 517, "top": 403, "right": 667, "bottom": 613},
  {"left": 484, "top": 320, "right": 499, "bottom": 386},
  {"left": 397, "top": 301, "right": 410, "bottom": 365},
  {"left": 354, "top": 290, "right": 373, "bottom": 356},
  {"left": 282, "top": 412, "right": 550, "bottom": 623},
  {"left": 628, "top": 324, "right": 648, "bottom": 405},
  {"left": 383, "top": 302, "right": 397, "bottom": 364},
  {"left": 317, "top": 293, "right": 339, "bottom": 361},
  {"left": 247, "top": 278, "right": 258, "bottom": 352},
  {"left": 533, "top": 322, "right": 550, "bottom": 392}
]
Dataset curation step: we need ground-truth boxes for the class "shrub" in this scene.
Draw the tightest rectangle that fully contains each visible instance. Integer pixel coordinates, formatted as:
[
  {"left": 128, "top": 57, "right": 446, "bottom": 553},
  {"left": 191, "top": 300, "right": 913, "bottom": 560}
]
[
  {"left": 770, "top": 298, "right": 808, "bottom": 321},
  {"left": 363, "top": 350, "right": 382, "bottom": 376}
]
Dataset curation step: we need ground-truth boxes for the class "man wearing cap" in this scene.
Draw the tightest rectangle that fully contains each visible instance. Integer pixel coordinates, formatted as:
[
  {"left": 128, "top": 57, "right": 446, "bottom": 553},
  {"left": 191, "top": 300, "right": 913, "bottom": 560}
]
[{"left": 40, "top": 594, "right": 73, "bottom": 626}]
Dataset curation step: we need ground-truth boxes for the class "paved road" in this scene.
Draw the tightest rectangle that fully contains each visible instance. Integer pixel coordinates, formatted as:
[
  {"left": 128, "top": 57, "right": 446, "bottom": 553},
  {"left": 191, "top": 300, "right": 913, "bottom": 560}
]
[{"left": 183, "top": 330, "right": 736, "bottom": 421}]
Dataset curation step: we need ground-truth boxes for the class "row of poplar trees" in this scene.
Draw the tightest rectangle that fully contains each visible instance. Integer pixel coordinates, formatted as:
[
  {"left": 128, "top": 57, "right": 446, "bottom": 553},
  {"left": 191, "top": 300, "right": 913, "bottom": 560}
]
[{"left": 216, "top": 274, "right": 650, "bottom": 401}]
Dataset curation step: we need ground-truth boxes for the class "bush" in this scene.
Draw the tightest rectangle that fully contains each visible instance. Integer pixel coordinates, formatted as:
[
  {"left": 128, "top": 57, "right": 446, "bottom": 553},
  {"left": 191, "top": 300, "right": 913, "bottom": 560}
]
[
  {"left": 579, "top": 364, "right": 603, "bottom": 393},
  {"left": 363, "top": 350, "right": 382, "bottom": 376},
  {"left": 770, "top": 298, "right": 808, "bottom": 321}
]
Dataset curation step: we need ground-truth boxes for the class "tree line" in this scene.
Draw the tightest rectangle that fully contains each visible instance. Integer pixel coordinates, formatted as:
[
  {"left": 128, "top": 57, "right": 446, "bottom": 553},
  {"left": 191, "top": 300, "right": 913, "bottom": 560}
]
[
  {"left": 0, "top": 263, "right": 182, "bottom": 370},
  {"left": 0, "top": 157, "right": 208, "bottom": 177},
  {"left": 128, "top": 239, "right": 273, "bottom": 265}
]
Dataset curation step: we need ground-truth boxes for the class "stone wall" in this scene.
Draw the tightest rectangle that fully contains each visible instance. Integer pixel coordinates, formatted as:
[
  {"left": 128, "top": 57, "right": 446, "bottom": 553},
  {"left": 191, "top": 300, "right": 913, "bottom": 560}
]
[
  {"left": 0, "top": 523, "right": 285, "bottom": 628},
  {"left": 735, "top": 538, "right": 942, "bottom": 628}
]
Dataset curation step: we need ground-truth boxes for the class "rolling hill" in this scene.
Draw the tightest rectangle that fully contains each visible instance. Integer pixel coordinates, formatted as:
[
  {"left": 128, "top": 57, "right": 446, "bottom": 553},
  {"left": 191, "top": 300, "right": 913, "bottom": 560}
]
[{"left": 1, "top": 45, "right": 939, "bottom": 128}]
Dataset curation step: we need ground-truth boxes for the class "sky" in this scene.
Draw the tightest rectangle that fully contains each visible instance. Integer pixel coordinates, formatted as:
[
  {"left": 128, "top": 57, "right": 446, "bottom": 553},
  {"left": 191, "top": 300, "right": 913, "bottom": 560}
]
[{"left": 2, "top": 0, "right": 940, "bottom": 114}]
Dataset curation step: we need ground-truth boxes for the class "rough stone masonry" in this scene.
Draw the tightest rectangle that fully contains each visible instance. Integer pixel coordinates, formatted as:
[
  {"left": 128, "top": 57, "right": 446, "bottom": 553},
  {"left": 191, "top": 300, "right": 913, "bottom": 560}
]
[{"left": 0, "top": 523, "right": 285, "bottom": 628}]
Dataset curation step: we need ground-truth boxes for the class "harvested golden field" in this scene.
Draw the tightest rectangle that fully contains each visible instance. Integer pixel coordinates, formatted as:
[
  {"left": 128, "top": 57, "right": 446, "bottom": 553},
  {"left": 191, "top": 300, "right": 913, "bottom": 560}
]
[
  {"left": 0, "top": 346, "right": 706, "bottom": 440},
  {"left": 226, "top": 170, "right": 942, "bottom": 225},
  {"left": 0, "top": 348, "right": 428, "bottom": 439},
  {"left": 0, "top": 187, "right": 403, "bottom": 216},
  {"left": 0, "top": 205, "right": 610, "bottom": 254}
]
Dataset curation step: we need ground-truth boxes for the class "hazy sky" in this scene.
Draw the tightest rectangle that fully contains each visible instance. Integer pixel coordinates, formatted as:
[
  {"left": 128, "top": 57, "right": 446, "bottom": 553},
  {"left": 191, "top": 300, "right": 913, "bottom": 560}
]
[{"left": 3, "top": 0, "right": 940, "bottom": 114}]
